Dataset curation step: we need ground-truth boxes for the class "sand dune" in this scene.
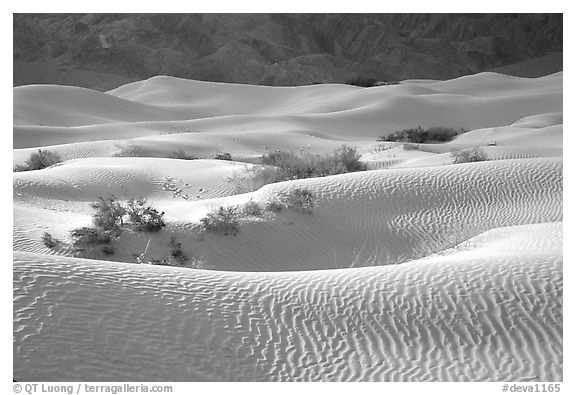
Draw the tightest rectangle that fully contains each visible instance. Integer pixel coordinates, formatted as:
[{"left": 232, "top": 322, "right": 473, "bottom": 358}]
[
  {"left": 13, "top": 221, "right": 562, "bottom": 381},
  {"left": 420, "top": 71, "right": 562, "bottom": 97},
  {"left": 13, "top": 157, "right": 562, "bottom": 271},
  {"left": 14, "top": 72, "right": 562, "bottom": 137},
  {"left": 13, "top": 85, "right": 191, "bottom": 127},
  {"left": 13, "top": 113, "right": 562, "bottom": 174},
  {"left": 13, "top": 71, "right": 563, "bottom": 381},
  {"left": 14, "top": 158, "right": 248, "bottom": 202}
]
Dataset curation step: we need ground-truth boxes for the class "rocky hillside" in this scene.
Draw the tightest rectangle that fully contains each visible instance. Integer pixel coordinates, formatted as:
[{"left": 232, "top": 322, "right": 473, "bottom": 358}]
[{"left": 14, "top": 13, "right": 563, "bottom": 90}]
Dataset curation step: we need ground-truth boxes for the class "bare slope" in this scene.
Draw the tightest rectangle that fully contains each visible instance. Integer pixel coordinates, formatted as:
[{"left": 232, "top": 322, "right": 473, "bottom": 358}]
[
  {"left": 13, "top": 221, "right": 562, "bottom": 381},
  {"left": 14, "top": 73, "right": 562, "bottom": 135},
  {"left": 13, "top": 157, "right": 562, "bottom": 271}
]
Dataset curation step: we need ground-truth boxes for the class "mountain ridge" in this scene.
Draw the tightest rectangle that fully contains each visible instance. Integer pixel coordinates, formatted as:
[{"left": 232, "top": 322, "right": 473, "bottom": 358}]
[{"left": 14, "top": 13, "right": 563, "bottom": 90}]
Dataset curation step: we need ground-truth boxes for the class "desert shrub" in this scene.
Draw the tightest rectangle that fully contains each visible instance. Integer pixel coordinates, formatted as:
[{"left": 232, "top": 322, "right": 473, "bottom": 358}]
[
  {"left": 91, "top": 197, "right": 127, "bottom": 233},
  {"left": 452, "top": 148, "right": 489, "bottom": 164},
  {"left": 90, "top": 197, "right": 166, "bottom": 233},
  {"left": 113, "top": 144, "right": 197, "bottom": 160},
  {"left": 261, "top": 150, "right": 301, "bottom": 172},
  {"left": 169, "top": 235, "right": 188, "bottom": 265},
  {"left": 264, "top": 199, "right": 284, "bottom": 213},
  {"left": 125, "top": 199, "right": 166, "bottom": 232},
  {"left": 101, "top": 245, "right": 116, "bottom": 255},
  {"left": 236, "top": 165, "right": 286, "bottom": 192},
  {"left": 41, "top": 232, "right": 61, "bottom": 249},
  {"left": 426, "top": 126, "right": 467, "bottom": 142},
  {"left": 14, "top": 149, "right": 62, "bottom": 172},
  {"left": 377, "top": 126, "right": 466, "bottom": 144},
  {"left": 262, "top": 150, "right": 318, "bottom": 179},
  {"left": 346, "top": 77, "right": 378, "bottom": 87},
  {"left": 331, "top": 145, "right": 367, "bottom": 172},
  {"left": 232, "top": 146, "right": 367, "bottom": 193},
  {"left": 200, "top": 206, "right": 240, "bottom": 236},
  {"left": 241, "top": 200, "right": 263, "bottom": 217},
  {"left": 271, "top": 188, "right": 316, "bottom": 214},
  {"left": 262, "top": 145, "right": 366, "bottom": 180},
  {"left": 211, "top": 152, "right": 233, "bottom": 161},
  {"left": 69, "top": 226, "right": 114, "bottom": 255}
]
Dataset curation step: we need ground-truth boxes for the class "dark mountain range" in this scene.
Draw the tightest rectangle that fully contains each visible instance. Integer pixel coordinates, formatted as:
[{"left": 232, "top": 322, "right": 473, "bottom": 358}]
[{"left": 14, "top": 13, "right": 562, "bottom": 90}]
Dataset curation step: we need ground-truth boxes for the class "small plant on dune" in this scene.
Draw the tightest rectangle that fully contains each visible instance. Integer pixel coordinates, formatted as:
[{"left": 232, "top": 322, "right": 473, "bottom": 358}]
[
  {"left": 14, "top": 149, "right": 62, "bottom": 172},
  {"left": 100, "top": 245, "right": 116, "bottom": 255},
  {"left": 125, "top": 198, "right": 166, "bottom": 232},
  {"left": 113, "top": 143, "right": 197, "bottom": 160},
  {"left": 377, "top": 126, "right": 467, "bottom": 144},
  {"left": 451, "top": 148, "right": 489, "bottom": 164},
  {"left": 269, "top": 188, "right": 316, "bottom": 214},
  {"left": 64, "top": 197, "right": 167, "bottom": 258},
  {"left": 69, "top": 226, "right": 115, "bottom": 256},
  {"left": 230, "top": 165, "right": 285, "bottom": 193},
  {"left": 231, "top": 145, "right": 367, "bottom": 193},
  {"left": 41, "top": 232, "right": 61, "bottom": 249},
  {"left": 264, "top": 199, "right": 284, "bottom": 213},
  {"left": 210, "top": 152, "right": 233, "bottom": 161},
  {"left": 258, "top": 145, "right": 367, "bottom": 182},
  {"left": 331, "top": 145, "right": 367, "bottom": 172},
  {"left": 135, "top": 235, "right": 199, "bottom": 267},
  {"left": 241, "top": 200, "right": 263, "bottom": 217},
  {"left": 426, "top": 126, "right": 467, "bottom": 141},
  {"left": 200, "top": 206, "right": 240, "bottom": 236},
  {"left": 91, "top": 197, "right": 127, "bottom": 233},
  {"left": 168, "top": 235, "right": 189, "bottom": 265},
  {"left": 90, "top": 196, "right": 166, "bottom": 233},
  {"left": 261, "top": 150, "right": 303, "bottom": 177}
]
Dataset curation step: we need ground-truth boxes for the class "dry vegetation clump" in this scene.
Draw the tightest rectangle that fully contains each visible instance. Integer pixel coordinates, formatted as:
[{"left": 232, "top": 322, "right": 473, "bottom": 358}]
[
  {"left": 210, "top": 152, "right": 233, "bottom": 161},
  {"left": 264, "top": 200, "right": 284, "bottom": 213},
  {"left": 65, "top": 197, "right": 167, "bottom": 257},
  {"left": 261, "top": 145, "right": 366, "bottom": 179},
  {"left": 41, "top": 232, "right": 61, "bottom": 249},
  {"left": 135, "top": 235, "right": 207, "bottom": 268},
  {"left": 266, "top": 188, "right": 316, "bottom": 214},
  {"left": 168, "top": 235, "right": 188, "bottom": 265},
  {"left": 14, "top": 149, "right": 62, "bottom": 172},
  {"left": 451, "top": 148, "right": 489, "bottom": 164},
  {"left": 377, "top": 126, "right": 467, "bottom": 144},
  {"left": 112, "top": 144, "right": 197, "bottom": 160},
  {"left": 90, "top": 197, "right": 127, "bottom": 232},
  {"left": 200, "top": 207, "right": 240, "bottom": 236},
  {"left": 70, "top": 227, "right": 115, "bottom": 256},
  {"left": 241, "top": 200, "right": 264, "bottom": 217},
  {"left": 199, "top": 188, "right": 316, "bottom": 235},
  {"left": 233, "top": 145, "right": 366, "bottom": 192},
  {"left": 125, "top": 199, "right": 166, "bottom": 232}
]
